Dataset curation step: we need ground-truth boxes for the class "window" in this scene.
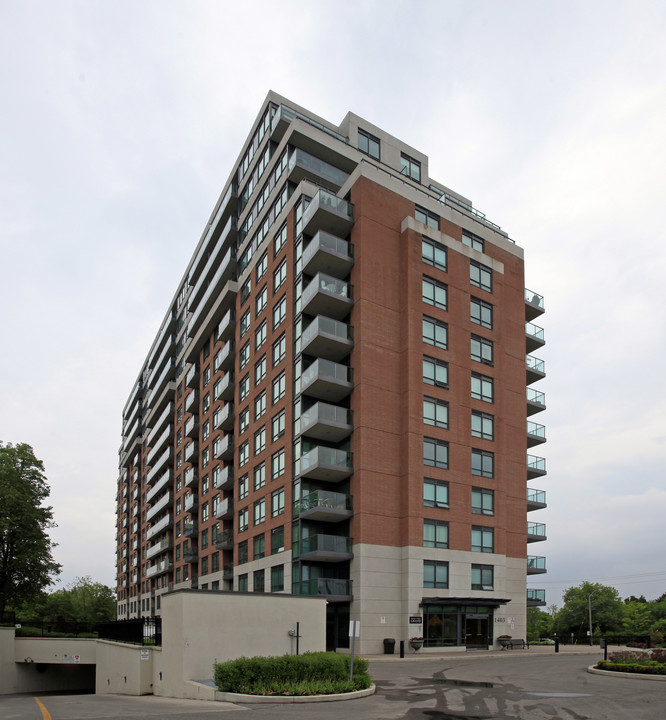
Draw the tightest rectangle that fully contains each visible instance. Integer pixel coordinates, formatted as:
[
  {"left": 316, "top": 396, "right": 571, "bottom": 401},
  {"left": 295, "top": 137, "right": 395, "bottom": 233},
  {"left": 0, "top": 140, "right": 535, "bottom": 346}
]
[
  {"left": 274, "top": 223, "right": 287, "bottom": 256},
  {"left": 253, "top": 534, "right": 265, "bottom": 560},
  {"left": 238, "top": 507, "right": 249, "bottom": 532},
  {"left": 255, "top": 284, "right": 267, "bottom": 316},
  {"left": 239, "top": 440, "right": 249, "bottom": 466},
  {"left": 358, "top": 128, "right": 380, "bottom": 159},
  {"left": 472, "top": 564, "right": 494, "bottom": 591},
  {"left": 240, "top": 309, "right": 251, "bottom": 337},
  {"left": 238, "top": 540, "right": 248, "bottom": 564},
  {"left": 470, "top": 260, "right": 492, "bottom": 292},
  {"left": 202, "top": 366, "right": 210, "bottom": 387},
  {"left": 424, "top": 519, "right": 449, "bottom": 548},
  {"left": 423, "top": 396, "right": 449, "bottom": 428},
  {"left": 273, "top": 259, "right": 287, "bottom": 292},
  {"left": 471, "top": 411, "right": 494, "bottom": 441},
  {"left": 239, "top": 341, "right": 250, "bottom": 369},
  {"left": 272, "top": 333, "right": 286, "bottom": 366},
  {"left": 273, "top": 295, "right": 286, "bottom": 328},
  {"left": 254, "top": 498, "right": 266, "bottom": 525},
  {"left": 256, "top": 251, "right": 268, "bottom": 281},
  {"left": 415, "top": 204, "right": 438, "bottom": 229},
  {"left": 471, "top": 297, "right": 493, "bottom": 329},
  {"left": 422, "top": 276, "right": 448, "bottom": 310},
  {"left": 424, "top": 478, "right": 449, "bottom": 508},
  {"left": 202, "top": 393, "right": 210, "bottom": 413},
  {"left": 255, "top": 320, "right": 267, "bottom": 350},
  {"left": 240, "top": 278, "right": 251, "bottom": 305},
  {"left": 239, "top": 407, "right": 249, "bottom": 434},
  {"left": 271, "top": 564, "right": 285, "bottom": 592},
  {"left": 471, "top": 334, "right": 493, "bottom": 365},
  {"left": 271, "top": 525, "right": 285, "bottom": 554},
  {"left": 401, "top": 152, "right": 421, "bottom": 182},
  {"left": 272, "top": 487, "right": 285, "bottom": 517},
  {"left": 472, "top": 488, "right": 494, "bottom": 516},
  {"left": 272, "top": 448, "right": 285, "bottom": 479},
  {"left": 272, "top": 372, "right": 286, "bottom": 404},
  {"left": 238, "top": 473, "right": 248, "bottom": 500},
  {"left": 471, "top": 372, "right": 493, "bottom": 403},
  {"left": 272, "top": 410, "right": 286, "bottom": 441},
  {"left": 423, "top": 316, "right": 448, "bottom": 349},
  {"left": 254, "top": 426, "right": 266, "bottom": 455},
  {"left": 422, "top": 236, "right": 447, "bottom": 271},
  {"left": 201, "top": 528, "right": 209, "bottom": 550},
  {"left": 472, "top": 449, "right": 494, "bottom": 478},
  {"left": 462, "top": 230, "right": 484, "bottom": 252},
  {"left": 201, "top": 501, "right": 209, "bottom": 522},
  {"left": 472, "top": 526, "right": 494, "bottom": 553},
  {"left": 253, "top": 569, "right": 265, "bottom": 593},
  {"left": 254, "top": 462, "right": 266, "bottom": 490},
  {"left": 423, "top": 560, "right": 448, "bottom": 588},
  {"left": 423, "top": 356, "right": 448, "bottom": 388},
  {"left": 201, "top": 447, "right": 210, "bottom": 468},
  {"left": 254, "top": 390, "right": 267, "bottom": 419},
  {"left": 255, "top": 355, "right": 267, "bottom": 385},
  {"left": 424, "top": 437, "right": 448, "bottom": 468},
  {"left": 238, "top": 574, "right": 248, "bottom": 592},
  {"left": 239, "top": 374, "right": 250, "bottom": 401}
]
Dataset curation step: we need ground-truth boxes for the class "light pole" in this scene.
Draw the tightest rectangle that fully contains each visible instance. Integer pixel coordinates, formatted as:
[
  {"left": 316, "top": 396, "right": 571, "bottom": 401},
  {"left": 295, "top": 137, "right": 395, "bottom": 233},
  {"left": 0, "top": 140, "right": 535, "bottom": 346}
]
[{"left": 588, "top": 591, "right": 595, "bottom": 646}]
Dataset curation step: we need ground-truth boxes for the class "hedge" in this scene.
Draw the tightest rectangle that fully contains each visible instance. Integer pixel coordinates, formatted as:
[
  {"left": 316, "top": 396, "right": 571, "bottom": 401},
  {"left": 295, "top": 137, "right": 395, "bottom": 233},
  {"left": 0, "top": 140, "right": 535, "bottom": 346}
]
[{"left": 597, "top": 661, "right": 666, "bottom": 675}]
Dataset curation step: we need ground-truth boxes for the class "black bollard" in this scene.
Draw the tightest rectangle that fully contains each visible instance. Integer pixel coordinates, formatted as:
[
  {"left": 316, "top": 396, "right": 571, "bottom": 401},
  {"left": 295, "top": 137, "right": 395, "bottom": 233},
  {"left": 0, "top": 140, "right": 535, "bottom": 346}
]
[
  {"left": 400, "top": 640, "right": 405, "bottom": 658},
  {"left": 554, "top": 637, "right": 560, "bottom": 653}
]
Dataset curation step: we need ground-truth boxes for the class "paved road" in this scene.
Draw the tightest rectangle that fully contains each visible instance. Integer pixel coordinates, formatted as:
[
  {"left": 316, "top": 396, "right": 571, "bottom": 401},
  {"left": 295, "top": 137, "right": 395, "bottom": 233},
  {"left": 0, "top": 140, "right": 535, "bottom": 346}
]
[{"left": 2, "top": 652, "right": 664, "bottom": 719}]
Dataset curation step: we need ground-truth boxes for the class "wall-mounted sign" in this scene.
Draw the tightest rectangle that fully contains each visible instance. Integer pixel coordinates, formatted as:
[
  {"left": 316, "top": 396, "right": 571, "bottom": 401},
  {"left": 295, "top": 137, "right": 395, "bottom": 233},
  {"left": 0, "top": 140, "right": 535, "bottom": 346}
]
[{"left": 409, "top": 616, "right": 423, "bottom": 624}]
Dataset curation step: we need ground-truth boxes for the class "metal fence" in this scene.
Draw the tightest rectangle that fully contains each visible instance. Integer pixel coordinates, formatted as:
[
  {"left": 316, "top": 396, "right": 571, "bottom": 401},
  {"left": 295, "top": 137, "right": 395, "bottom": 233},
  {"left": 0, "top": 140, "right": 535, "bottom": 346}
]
[{"left": 97, "top": 617, "right": 162, "bottom": 646}]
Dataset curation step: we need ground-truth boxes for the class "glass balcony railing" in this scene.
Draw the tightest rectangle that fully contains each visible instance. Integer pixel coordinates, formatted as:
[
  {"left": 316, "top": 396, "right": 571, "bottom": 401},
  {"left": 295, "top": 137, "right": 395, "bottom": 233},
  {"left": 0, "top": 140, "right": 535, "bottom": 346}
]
[
  {"left": 527, "top": 588, "right": 546, "bottom": 605},
  {"left": 302, "top": 231, "right": 353, "bottom": 278},
  {"left": 527, "top": 421, "right": 546, "bottom": 441},
  {"left": 184, "top": 442, "right": 198, "bottom": 464},
  {"left": 302, "top": 273, "right": 353, "bottom": 320},
  {"left": 185, "top": 391, "right": 198, "bottom": 413},
  {"left": 527, "top": 488, "right": 547, "bottom": 508},
  {"left": 301, "top": 315, "right": 353, "bottom": 362},
  {"left": 525, "top": 289, "right": 545, "bottom": 321},
  {"left": 527, "top": 556, "right": 547, "bottom": 572},
  {"left": 527, "top": 454, "right": 547, "bottom": 477},
  {"left": 294, "top": 489, "right": 352, "bottom": 518},
  {"left": 299, "top": 533, "right": 352, "bottom": 556},
  {"left": 214, "top": 528, "right": 234, "bottom": 550},
  {"left": 292, "top": 578, "right": 352, "bottom": 599},
  {"left": 146, "top": 448, "right": 172, "bottom": 484},
  {"left": 186, "top": 363, "right": 199, "bottom": 389},
  {"left": 185, "top": 415, "right": 199, "bottom": 438},
  {"left": 183, "top": 521, "right": 198, "bottom": 538},
  {"left": 302, "top": 189, "right": 354, "bottom": 237},
  {"left": 298, "top": 446, "right": 353, "bottom": 481},
  {"left": 147, "top": 492, "right": 172, "bottom": 522},
  {"left": 300, "top": 358, "right": 352, "bottom": 402},
  {"left": 526, "top": 322, "right": 545, "bottom": 352},
  {"left": 527, "top": 522, "right": 547, "bottom": 540},
  {"left": 184, "top": 467, "right": 197, "bottom": 488},
  {"left": 146, "top": 513, "right": 173, "bottom": 541},
  {"left": 526, "top": 354, "right": 546, "bottom": 376},
  {"left": 526, "top": 388, "right": 546, "bottom": 416},
  {"left": 300, "top": 401, "right": 352, "bottom": 441},
  {"left": 146, "top": 538, "right": 172, "bottom": 560},
  {"left": 288, "top": 148, "right": 350, "bottom": 189},
  {"left": 184, "top": 493, "right": 198, "bottom": 513},
  {"left": 146, "top": 471, "right": 172, "bottom": 504}
]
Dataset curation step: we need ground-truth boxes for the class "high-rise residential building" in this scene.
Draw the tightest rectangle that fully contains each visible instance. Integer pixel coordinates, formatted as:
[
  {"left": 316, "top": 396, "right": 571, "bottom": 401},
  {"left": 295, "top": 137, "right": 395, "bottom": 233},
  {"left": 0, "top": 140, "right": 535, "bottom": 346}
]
[{"left": 115, "top": 92, "right": 547, "bottom": 652}]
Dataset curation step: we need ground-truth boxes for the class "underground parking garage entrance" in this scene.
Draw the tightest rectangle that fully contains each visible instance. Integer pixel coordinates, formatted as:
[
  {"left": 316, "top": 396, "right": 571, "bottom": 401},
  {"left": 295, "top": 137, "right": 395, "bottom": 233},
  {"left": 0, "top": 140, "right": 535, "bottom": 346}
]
[{"left": 420, "top": 598, "right": 510, "bottom": 649}]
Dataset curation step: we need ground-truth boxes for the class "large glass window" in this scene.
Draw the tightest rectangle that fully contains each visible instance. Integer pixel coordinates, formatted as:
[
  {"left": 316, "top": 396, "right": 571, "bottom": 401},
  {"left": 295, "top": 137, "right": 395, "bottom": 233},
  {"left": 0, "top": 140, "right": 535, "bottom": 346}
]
[
  {"left": 472, "top": 488, "right": 494, "bottom": 516},
  {"left": 423, "top": 396, "right": 449, "bottom": 428},
  {"left": 271, "top": 487, "right": 285, "bottom": 517},
  {"left": 273, "top": 259, "right": 287, "bottom": 292},
  {"left": 254, "top": 498, "right": 266, "bottom": 526},
  {"left": 462, "top": 230, "right": 484, "bottom": 252},
  {"left": 271, "top": 525, "right": 285, "bottom": 554},
  {"left": 472, "top": 449, "right": 494, "bottom": 477},
  {"left": 255, "top": 320, "right": 267, "bottom": 350},
  {"left": 255, "top": 355, "right": 267, "bottom": 385},
  {"left": 423, "top": 560, "right": 448, "bottom": 588},
  {"left": 423, "top": 356, "right": 448, "bottom": 388},
  {"left": 254, "top": 426, "right": 266, "bottom": 455},
  {"left": 272, "top": 410, "right": 286, "bottom": 441},
  {"left": 272, "top": 333, "right": 286, "bottom": 367},
  {"left": 423, "top": 316, "right": 448, "bottom": 349},
  {"left": 358, "top": 128, "right": 380, "bottom": 159},
  {"left": 422, "top": 236, "right": 447, "bottom": 271},
  {"left": 401, "top": 153, "right": 421, "bottom": 182},
  {"left": 424, "top": 478, "right": 449, "bottom": 508},
  {"left": 272, "top": 448, "right": 285, "bottom": 479},
  {"left": 271, "top": 564, "right": 285, "bottom": 592},
  {"left": 424, "top": 438, "right": 448, "bottom": 468},
  {"left": 254, "top": 462, "right": 266, "bottom": 490},
  {"left": 253, "top": 569, "right": 265, "bottom": 593},
  {"left": 423, "top": 276, "right": 448, "bottom": 310},
  {"left": 471, "top": 335, "right": 493, "bottom": 365},
  {"left": 239, "top": 341, "right": 250, "bottom": 370},
  {"left": 255, "top": 390, "right": 267, "bottom": 419},
  {"left": 471, "top": 372, "right": 493, "bottom": 403},
  {"left": 471, "top": 564, "right": 494, "bottom": 590},
  {"left": 415, "top": 205, "right": 439, "bottom": 229},
  {"left": 471, "top": 411, "right": 494, "bottom": 440},
  {"left": 273, "top": 295, "right": 286, "bottom": 328},
  {"left": 424, "top": 519, "right": 449, "bottom": 548},
  {"left": 238, "top": 507, "right": 248, "bottom": 532},
  {"left": 238, "top": 473, "right": 248, "bottom": 500},
  {"left": 471, "top": 526, "right": 494, "bottom": 553},
  {"left": 255, "top": 284, "right": 268, "bottom": 317},
  {"left": 471, "top": 297, "right": 493, "bottom": 329},
  {"left": 272, "top": 372, "right": 286, "bottom": 404},
  {"left": 470, "top": 260, "right": 492, "bottom": 292}
]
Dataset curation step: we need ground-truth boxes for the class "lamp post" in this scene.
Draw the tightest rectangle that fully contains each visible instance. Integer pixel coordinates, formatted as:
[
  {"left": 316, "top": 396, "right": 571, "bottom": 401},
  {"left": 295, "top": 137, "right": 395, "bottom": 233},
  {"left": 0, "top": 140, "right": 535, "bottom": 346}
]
[{"left": 588, "top": 592, "right": 595, "bottom": 646}]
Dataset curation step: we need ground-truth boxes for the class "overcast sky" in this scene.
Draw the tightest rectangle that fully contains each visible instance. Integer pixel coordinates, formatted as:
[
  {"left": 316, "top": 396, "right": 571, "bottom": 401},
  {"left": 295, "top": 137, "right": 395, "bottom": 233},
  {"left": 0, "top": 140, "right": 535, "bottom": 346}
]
[{"left": 1, "top": 0, "right": 665, "bottom": 607}]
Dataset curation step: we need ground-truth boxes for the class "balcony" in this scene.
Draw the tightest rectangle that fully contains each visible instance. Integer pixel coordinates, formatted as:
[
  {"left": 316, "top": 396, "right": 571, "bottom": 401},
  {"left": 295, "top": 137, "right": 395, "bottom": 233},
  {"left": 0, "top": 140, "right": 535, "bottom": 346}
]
[
  {"left": 526, "top": 355, "right": 545, "bottom": 385},
  {"left": 216, "top": 308, "right": 235, "bottom": 344},
  {"left": 302, "top": 231, "right": 353, "bottom": 279},
  {"left": 216, "top": 341, "right": 235, "bottom": 372},
  {"left": 214, "top": 434, "right": 234, "bottom": 460},
  {"left": 299, "top": 534, "right": 353, "bottom": 562},
  {"left": 527, "top": 421, "right": 547, "bottom": 448},
  {"left": 189, "top": 245, "right": 237, "bottom": 329},
  {"left": 527, "top": 522, "right": 547, "bottom": 543},
  {"left": 146, "top": 514, "right": 173, "bottom": 541},
  {"left": 213, "top": 465, "right": 233, "bottom": 490},
  {"left": 301, "top": 315, "right": 353, "bottom": 362},
  {"left": 148, "top": 358, "right": 175, "bottom": 406},
  {"left": 146, "top": 448, "right": 172, "bottom": 484},
  {"left": 146, "top": 558, "right": 173, "bottom": 579},
  {"left": 527, "top": 588, "right": 546, "bottom": 607},
  {"left": 527, "top": 387, "right": 546, "bottom": 416},
  {"left": 297, "top": 446, "right": 353, "bottom": 483},
  {"left": 527, "top": 454, "right": 547, "bottom": 479},
  {"left": 183, "top": 521, "right": 198, "bottom": 538},
  {"left": 185, "top": 390, "right": 198, "bottom": 414},
  {"left": 302, "top": 189, "right": 354, "bottom": 238},
  {"left": 183, "top": 549, "right": 199, "bottom": 564},
  {"left": 146, "top": 424, "right": 173, "bottom": 465},
  {"left": 215, "top": 529, "right": 234, "bottom": 550},
  {"left": 213, "top": 402, "right": 234, "bottom": 430},
  {"left": 288, "top": 147, "right": 350, "bottom": 191},
  {"left": 146, "top": 492, "right": 172, "bottom": 523},
  {"left": 293, "top": 578, "right": 352, "bottom": 603},
  {"left": 184, "top": 493, "right": 199, "bottom": 514},
  {"left": 525, "top": 289, "right": 545, "bottom": 322},
  {"left": 215, "top": 497, "right": 233, "bottom": 519},
  {"left": 186, "top": 364, "right": 199, "bottom": 389},
  {"left": 302, "top": 273, "right": 353, "bottom": 321},
  {"left": 214, "top": 372, "right": 234, "bottom": 402},
  {"left": 223, "top": 564, "right": 234, "bottom": 581},
  {"left": 300, "top": 402, "right": 352, "bottom": 442},
  {"left": 184, "top": 467, "right": 198, "bottom": 489},
  {"left": 527, "top": 488, "right": 547, "bottom": 511},
  {"left": 293, "top": 490, "right": 352, "bottom": 523},
  {"left": 145, "top": 401, "right": 173, "bottom": 447},
  {"left": 527, "top": 556, "right": 547, "bottom": 575},
  {"left": 184, "top": 442, "right": 198, "bottom": 464},
  {"left": 146, "top": 538, "right": 172, "bottom": 560},
  {"left": 301, "top": 358, "right": 353, "bottom": 403},
  {"left": 185, "top": 415, "right": 199, "bottom": 439},
  {"left": 526, "top": 322, "right": 545, "bottom": 353}
]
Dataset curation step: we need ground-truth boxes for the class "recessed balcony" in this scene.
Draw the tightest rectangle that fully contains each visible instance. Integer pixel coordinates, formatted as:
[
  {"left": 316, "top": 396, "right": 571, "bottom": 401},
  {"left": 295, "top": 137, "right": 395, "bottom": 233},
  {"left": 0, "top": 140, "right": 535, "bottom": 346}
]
[
  {"left": 288, "top": 148, "right": 350, "bottom": 192},
  {"left": 223, "top": 564, "right": 234, "bottom": 580},
  {"left": 527, "top": 588, "right": 546, "bottom": 607},
  {"left": 215, "top": 528, "right": 234, "bottom": 550},
  {"left": 527, "top": 522, "right": 547, "bottom": 543},
  {"left": 527, "top": 388, "right": 546, "bottom": 416},
  {"left": 526, "top": 322, "right": 545, "bottom": 353},
  {"left": 185, "top": 415, "right": 199, "bottom": 439},
  {"left": 527, "top": 421, "right": 547, "bottom": 448},
  {"left": 213, "top": 465, "right": 233, "bottom": 490},
  {"left": 146, "top": 558, "right": 173, "bottom": 579},
  {"left": 301, "top": 358, "right": 353, "bottom": 403},
  {"left": 146, "top": 538, "right": 172, "bottom": 560},
  {"left": 301, "top": 315, "right": 353, "bottom": 362},
  {"left": 184, "top": 467, "right": 198, "bottom": 489},
  {"left": 184, "top": 442, "right": 198, "bottom": 465},
  {"left": 146, "top": 514, "right": 173, "bottom": 541},
  {"left": 214, "top": 434, "right": 234, "bottom": 461},
  {"left": 302, "top": 231, "right": 353, "bottom": 279},
  {"left": 293, "top": 577, "right": 352, "bottom": 603},
  {"left": 527, "top": 454, "right": 547, "bottom": 479},
  {"left": 297, "top": 446, "right": 353, "bottom": 483},
  {"left": 527, "top": 488, "right": 547, "bottom": 512},
  {"left": 298, "top": 534, "right": 353, "bottom": 562},
  {"left": 216, "top": 497, "right": 233, "bottom": 519},
  {"left": 183, "top": 549, "right": 199, "bottom": 564},
  {"left": 184, "top": 493, "right": 198, "bottom": 514},
  {"left": 525, "top": 289, "right": 545, "bottom": 322},
  {"left": 293, "top": 490, "right": 353, "bottom": 523},
  {"left": 183, "top": 521, "right": 198, "bottom": 538},
  {"left": 302, "top": 189, "right": 354, "bottom": 238},
  {"left": 527, "top": 556, "right": 547, "bottom": 575},
  {"left": 300, "top": 401, "right": 352, "bottom": 442},
  {"left": 302, "top": 273, "right": 353, "bottom": 321},
  {"left": 186, "top": 363, "right": 199, "bottom": 389}
]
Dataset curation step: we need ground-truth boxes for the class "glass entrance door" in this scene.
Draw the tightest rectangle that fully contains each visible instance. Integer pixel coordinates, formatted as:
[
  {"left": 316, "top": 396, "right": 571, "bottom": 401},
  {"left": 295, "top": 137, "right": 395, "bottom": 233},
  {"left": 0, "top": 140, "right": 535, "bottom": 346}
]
[{"left": 465, "top": 614, "right": 489, "bottom": 649}]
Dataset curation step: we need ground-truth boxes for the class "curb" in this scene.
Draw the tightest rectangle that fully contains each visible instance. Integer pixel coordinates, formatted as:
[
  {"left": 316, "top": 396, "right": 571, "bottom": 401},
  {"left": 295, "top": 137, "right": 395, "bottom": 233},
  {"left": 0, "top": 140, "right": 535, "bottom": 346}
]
[
  {"left": 587, "top": 665, "right": 666, "bottom": 681},
  {"left": 214, "top": 683, "right": 376, "bottom": 704}
]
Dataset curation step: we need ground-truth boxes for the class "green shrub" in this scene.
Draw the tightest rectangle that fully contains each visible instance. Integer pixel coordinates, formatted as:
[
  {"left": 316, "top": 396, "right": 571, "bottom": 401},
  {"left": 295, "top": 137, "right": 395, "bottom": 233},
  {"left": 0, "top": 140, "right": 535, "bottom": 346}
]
[
  {"left": 597, "top": 660, "right": 666, "bottom": 675},
  {"left": 213, "top": 652, "right": 371, "bottom": 695}
]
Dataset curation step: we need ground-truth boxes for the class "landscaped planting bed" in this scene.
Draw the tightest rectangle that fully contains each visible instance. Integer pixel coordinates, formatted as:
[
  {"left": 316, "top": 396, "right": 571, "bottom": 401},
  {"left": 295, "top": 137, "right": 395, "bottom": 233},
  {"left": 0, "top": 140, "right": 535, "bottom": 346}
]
[{"left": 597, "top": 649, "right": 666, "bottom": 675}]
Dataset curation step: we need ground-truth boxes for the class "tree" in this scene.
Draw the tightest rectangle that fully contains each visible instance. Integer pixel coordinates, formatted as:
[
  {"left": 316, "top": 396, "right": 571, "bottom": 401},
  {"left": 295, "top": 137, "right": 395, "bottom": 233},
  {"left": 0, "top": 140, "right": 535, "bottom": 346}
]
[
  {"left": 527, "top": 606, "right": 554, "bottom": 641},
  {"left": 0, "top": 442, "right": 61, "bottom": 616},
  {"left": 46, "top": 576, "right": 116, "bottom": 624},
  {"left": 554, "top": 581, "right": 623, "bottom": 639}
]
